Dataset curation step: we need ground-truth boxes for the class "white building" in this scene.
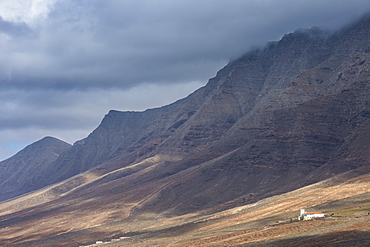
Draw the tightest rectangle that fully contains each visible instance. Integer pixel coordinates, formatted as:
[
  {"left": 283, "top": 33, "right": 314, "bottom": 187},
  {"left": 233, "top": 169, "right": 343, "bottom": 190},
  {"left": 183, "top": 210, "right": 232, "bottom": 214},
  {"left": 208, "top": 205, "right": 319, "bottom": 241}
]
[{"left": 298, "top": 209, "right": 325, "bottom": 220}]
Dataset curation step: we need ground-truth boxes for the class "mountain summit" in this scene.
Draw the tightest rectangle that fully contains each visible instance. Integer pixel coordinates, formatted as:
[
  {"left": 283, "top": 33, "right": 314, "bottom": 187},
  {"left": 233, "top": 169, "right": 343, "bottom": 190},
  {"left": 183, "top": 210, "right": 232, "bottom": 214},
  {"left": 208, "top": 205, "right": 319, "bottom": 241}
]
[
  {"left": 2, "top": 15, "right": 370, "bottom": 207},
  {"left": 0, "top": 136, "right": 71, "bottom": 201}
]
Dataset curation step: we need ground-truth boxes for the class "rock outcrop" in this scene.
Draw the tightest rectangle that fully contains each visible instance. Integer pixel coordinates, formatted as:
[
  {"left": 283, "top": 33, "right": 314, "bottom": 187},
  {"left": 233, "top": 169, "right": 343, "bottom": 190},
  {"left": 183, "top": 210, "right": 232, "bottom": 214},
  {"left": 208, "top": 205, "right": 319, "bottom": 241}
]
[{"left": 2, "top": 14, "right": 370, "bottom": 217}]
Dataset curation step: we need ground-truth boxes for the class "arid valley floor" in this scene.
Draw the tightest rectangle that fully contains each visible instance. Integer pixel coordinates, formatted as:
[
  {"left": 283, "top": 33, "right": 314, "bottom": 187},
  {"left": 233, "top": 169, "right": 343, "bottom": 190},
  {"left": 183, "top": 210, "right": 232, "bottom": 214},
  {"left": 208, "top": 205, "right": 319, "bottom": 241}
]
[{"left": 1, "top": 169, "right": 369, "bottom": 246}]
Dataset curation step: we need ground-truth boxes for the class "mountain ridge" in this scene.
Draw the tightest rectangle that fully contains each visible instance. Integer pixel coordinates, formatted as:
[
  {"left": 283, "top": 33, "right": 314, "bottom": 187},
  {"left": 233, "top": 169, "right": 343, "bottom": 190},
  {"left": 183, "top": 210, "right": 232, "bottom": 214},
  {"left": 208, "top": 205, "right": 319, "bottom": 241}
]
[
  {"left": 2, "top": 15, "right": 370, "bottom": 204},
  {"left": 1, "top": 14, "right": 370, "bottom": 246}
]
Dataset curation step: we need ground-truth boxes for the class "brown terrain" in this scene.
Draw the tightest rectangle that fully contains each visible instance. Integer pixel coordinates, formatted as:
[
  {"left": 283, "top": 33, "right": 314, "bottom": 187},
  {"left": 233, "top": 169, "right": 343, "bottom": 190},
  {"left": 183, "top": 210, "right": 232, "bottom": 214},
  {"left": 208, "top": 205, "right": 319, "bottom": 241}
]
[
  {"left": 1, "top": 14, "right": 370, "bottom": 246},
  {"left": 0, "top": 167, "right": 369, "bottom": 246}
]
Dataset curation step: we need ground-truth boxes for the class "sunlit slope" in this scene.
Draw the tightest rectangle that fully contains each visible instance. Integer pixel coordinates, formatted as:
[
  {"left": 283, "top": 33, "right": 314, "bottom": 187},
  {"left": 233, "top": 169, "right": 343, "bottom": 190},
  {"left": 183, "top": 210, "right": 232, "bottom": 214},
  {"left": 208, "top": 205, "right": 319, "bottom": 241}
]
[{"left": 0, "top": 167, "right": 369, "bottom": 246}]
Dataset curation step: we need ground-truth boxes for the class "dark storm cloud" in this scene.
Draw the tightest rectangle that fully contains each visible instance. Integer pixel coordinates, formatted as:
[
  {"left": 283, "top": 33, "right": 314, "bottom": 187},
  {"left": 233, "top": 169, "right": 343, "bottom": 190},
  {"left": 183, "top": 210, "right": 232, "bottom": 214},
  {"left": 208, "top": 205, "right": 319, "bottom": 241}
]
[
  {"left": 0, "top": 0, "right": 370, "bottom": 160},
  {"left": 0, "top": 16, "right": 31, "bottom": 36},
  {"left": 2, "top": 0, "right": 369, "bottom": 91}
]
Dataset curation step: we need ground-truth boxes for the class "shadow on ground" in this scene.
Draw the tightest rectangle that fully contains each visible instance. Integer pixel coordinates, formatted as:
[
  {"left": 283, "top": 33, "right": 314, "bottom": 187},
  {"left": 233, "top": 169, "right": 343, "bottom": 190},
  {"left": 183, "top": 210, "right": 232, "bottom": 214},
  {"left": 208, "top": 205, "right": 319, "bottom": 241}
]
[{"left": 239, "top": 230, "right": 370, "bottom": 247}]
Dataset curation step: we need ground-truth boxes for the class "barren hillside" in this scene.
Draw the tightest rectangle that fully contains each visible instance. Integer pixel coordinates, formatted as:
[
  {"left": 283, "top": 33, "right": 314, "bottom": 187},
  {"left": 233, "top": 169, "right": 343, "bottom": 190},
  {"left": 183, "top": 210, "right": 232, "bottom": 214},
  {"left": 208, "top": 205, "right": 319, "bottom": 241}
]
[
  {"left": 0, "top": 167, "right": 369, "bottom": 246},
  {"left": 1, "top": 14, "right": 370, "bottom": 247}
]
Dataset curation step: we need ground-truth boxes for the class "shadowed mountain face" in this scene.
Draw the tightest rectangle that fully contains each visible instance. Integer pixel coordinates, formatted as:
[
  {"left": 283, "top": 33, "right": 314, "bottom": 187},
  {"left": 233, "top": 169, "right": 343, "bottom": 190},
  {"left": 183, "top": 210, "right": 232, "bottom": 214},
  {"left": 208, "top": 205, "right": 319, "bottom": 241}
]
[
  {"left": 1, "top": 14, "right": 370, "bottom": 247},
  {"left": 1, "top": 15, "right": 370, "bottom": 218},
  {"left": 0, "top": 137, "right": 71, "bottom": 201}
]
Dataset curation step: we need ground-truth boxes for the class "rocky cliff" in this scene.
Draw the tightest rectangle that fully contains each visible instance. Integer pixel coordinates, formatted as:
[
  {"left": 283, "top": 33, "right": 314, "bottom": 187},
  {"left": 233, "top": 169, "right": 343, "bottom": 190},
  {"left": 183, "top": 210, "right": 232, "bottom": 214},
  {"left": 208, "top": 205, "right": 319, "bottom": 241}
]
[{"left": 1, "top": 14, "right": 370, "bottom": 217}]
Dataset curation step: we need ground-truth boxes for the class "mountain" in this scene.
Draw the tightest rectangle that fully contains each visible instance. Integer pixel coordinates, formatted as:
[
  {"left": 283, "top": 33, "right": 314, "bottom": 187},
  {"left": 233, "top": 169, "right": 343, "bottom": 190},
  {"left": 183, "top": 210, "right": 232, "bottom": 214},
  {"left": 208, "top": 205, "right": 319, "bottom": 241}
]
[
  {"left": 1, "top": 14, "right": 370, "bottom": 246},
  {"left": 0, "top": 136, "right": 71, "bottom": 201}
]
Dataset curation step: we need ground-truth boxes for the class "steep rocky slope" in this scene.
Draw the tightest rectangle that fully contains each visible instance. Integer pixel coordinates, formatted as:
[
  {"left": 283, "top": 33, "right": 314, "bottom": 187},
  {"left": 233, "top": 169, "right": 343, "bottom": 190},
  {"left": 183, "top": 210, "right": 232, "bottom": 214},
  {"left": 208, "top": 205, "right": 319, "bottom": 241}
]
[
  {"left": 1, "top": 13, "right": 370, "bottom": 246},
  {"left": 78, "top": 15, "right": 370, "bottom": 215},
  {"left": 0, "top": 137, "right": 71, "bottom": 201},
  {"left": 3, "top": 14, "right": 370, "bottom": 208}
]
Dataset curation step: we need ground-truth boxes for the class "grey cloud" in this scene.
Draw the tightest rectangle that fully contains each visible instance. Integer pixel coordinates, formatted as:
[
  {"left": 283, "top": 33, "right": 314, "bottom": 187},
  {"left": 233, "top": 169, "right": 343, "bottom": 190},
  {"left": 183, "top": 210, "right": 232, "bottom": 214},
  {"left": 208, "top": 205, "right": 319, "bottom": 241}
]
[
  {"left": 0, "top": 81, "right": 203, "bottom": 129},
  {"left": 1, "top": 0, "right": 368, "bottom": 91},
  {"left": 0, "top": 16, "right": 31, "bottom": 36},
  {"left": 0, "top": 0, "right": 369, "bottom": 91}
]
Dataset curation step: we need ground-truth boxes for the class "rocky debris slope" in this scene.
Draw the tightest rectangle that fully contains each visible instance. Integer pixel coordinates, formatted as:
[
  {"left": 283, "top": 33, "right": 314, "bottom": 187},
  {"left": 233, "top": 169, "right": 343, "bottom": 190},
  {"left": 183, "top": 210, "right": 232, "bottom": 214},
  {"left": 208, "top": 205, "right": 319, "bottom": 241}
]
[{"left": 2, "top": 14, "right": 370, "bottom": 216}]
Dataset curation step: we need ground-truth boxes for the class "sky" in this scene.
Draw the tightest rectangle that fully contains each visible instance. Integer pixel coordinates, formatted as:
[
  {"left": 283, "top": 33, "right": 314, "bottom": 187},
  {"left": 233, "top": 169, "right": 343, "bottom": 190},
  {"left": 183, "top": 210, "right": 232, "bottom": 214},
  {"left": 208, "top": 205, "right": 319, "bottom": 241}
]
[{"left": 0, "top": 0, "right": 370, "bottom": 161}]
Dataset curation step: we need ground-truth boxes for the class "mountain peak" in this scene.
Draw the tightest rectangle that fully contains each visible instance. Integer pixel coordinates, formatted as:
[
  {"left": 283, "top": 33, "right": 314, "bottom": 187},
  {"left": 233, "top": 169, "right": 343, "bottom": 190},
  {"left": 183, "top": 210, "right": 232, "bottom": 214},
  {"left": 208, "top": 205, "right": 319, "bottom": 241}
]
[
  {"left": 2, "top": 14, "right": 370, "bottom": 246},
  {"left": 0, "top": 137, "right": 71, "bottom": 201},
  {"left": 34, "top": 136, "right": 70, "bottom": 146}
]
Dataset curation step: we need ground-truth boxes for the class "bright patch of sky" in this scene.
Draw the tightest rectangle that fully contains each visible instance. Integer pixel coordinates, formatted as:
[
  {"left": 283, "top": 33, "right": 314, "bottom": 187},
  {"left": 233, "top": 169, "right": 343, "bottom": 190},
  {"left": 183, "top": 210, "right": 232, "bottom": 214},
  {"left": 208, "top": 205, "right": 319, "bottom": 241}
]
[{"left": 0, "top": 0, "right": 58, "bottom": 24}]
